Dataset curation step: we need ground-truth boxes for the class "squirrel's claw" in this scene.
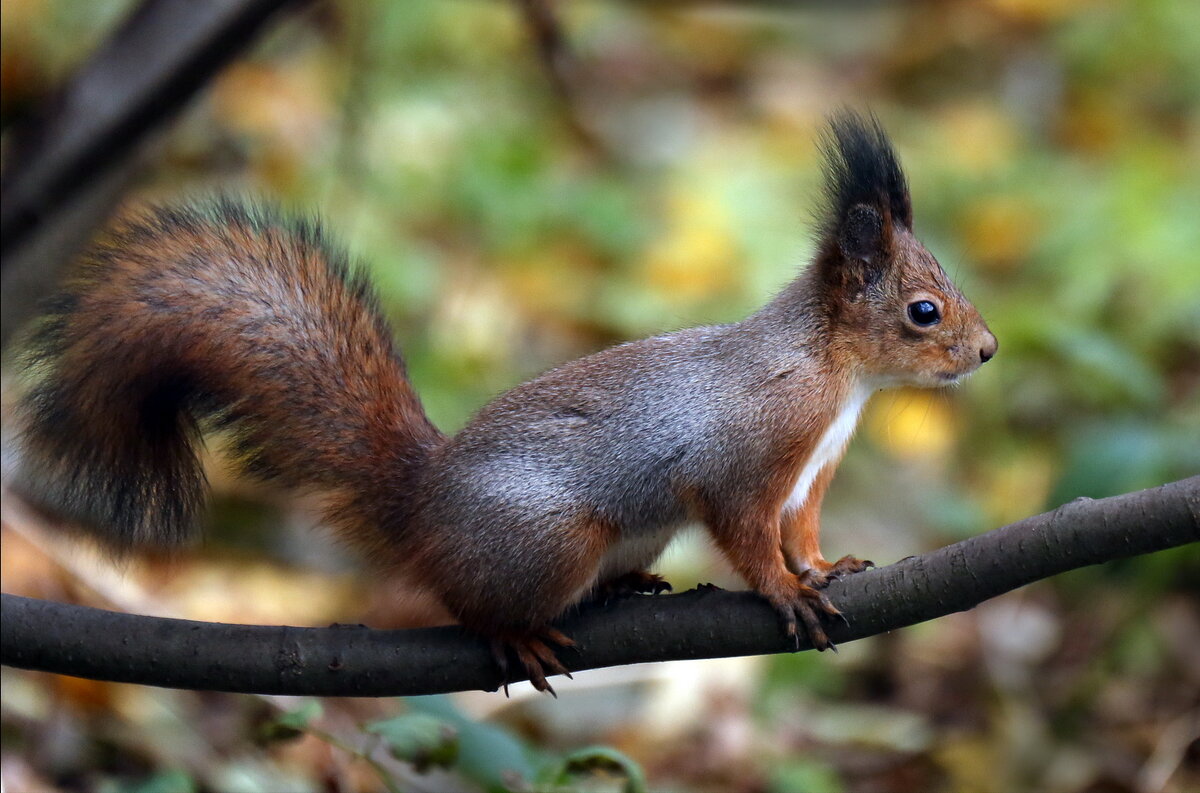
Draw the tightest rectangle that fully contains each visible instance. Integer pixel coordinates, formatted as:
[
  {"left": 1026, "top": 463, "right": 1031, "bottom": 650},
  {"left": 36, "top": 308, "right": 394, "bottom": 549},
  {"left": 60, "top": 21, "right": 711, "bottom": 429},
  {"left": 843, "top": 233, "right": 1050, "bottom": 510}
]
[
  {"left": 492, "top": 628, "right": 575, "bottom": 697},
  {"left": 774, "top": 582, "right": 843, "bottom": 652},
  {"left": 801, "top": 555, "right": 875, "bottom": 589},
  {"left": 490, "top": 639, "right": 512, "bottom": 697},
  {"left": 827, "top": 555, "right": 874, "bottom": 579}
]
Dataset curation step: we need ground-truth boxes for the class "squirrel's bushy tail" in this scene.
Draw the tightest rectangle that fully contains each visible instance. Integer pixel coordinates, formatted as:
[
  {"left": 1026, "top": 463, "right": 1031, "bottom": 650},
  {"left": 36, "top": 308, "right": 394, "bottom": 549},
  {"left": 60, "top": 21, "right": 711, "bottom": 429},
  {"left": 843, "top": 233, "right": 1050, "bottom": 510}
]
[{"left": 14, "top": 200, "right": 444, "bottom": 553}]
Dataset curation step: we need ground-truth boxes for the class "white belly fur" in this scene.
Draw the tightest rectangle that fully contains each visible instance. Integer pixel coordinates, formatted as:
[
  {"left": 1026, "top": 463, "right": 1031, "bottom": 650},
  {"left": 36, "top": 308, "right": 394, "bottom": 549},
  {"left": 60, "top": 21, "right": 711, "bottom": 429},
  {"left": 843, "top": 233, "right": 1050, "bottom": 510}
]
[
  {"left": 783, "top": 382, "right": 873, "bottom": 513},
  {"left": 597, "top": 527, "right": 678, "bottom": 580},
  {"left": 570, "top": 524, "right": 681, "bottom": 605}
]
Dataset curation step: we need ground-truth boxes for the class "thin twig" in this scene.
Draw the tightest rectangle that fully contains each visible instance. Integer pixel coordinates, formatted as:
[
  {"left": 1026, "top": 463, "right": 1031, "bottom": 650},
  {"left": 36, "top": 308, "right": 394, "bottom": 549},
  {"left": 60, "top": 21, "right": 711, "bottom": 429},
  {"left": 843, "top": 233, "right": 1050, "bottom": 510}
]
[
  {"left": 514, "top": 0, "right": 613, "bottom": 161},
  {"left": 0, "top": 0, "right": 308, "bottom": 346}
]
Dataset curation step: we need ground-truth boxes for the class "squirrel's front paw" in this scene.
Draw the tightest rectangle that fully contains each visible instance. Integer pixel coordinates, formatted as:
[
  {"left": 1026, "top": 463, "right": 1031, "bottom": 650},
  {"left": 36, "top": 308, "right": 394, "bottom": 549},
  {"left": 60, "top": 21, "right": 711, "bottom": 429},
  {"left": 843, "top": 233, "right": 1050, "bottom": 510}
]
[{"left": 769, "top": 577, "right": 845, "bottom": 652}]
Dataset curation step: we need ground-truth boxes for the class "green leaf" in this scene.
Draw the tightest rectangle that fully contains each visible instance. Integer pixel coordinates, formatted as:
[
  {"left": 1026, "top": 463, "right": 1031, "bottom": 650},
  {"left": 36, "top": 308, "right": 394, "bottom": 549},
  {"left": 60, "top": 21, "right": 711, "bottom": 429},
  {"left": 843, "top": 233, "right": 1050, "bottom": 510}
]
[
  {"left": 540, "top": 746, "right": 649, "bottom": 793},
  {"left": 769, "top": 758, "right": 844, "bottom": 793},
  {"left": 365, "top": 712, "right": 459, "bottom": 772},
  {"left": 406, "top": 695, "right": 541, "bottom": 793},
  {"left": 117, "top": 770, "right": 198, "bottom": 793},
  {"left": 257, "top": 700, "right": 323, "bottom": 743},
  {"left": 1048, "top": 421, "right": 1168, "bottom": 505}
]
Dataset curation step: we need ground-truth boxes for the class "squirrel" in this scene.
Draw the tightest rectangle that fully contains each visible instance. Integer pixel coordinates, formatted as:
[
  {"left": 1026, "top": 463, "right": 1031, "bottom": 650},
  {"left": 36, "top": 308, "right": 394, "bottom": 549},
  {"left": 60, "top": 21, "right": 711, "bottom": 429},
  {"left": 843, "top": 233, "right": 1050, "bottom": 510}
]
[{"left": 12, "top": 112, "right": 996, "bottom": 694}]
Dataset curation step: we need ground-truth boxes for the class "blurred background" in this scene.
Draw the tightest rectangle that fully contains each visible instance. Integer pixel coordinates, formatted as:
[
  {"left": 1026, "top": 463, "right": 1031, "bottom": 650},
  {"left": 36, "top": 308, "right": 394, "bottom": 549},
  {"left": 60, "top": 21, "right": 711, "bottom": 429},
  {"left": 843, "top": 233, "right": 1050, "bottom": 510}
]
[{"left": 1, "top": 0, "right": 1197, "bottom": 791}]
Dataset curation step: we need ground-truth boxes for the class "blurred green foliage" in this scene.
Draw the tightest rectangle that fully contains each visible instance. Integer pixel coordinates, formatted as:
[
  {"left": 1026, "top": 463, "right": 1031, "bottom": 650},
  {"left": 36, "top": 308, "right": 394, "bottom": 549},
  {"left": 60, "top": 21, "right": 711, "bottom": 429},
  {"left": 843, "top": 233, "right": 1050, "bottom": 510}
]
[{"left": 1, "top": 0, "right": 1197, "bottom": 791}]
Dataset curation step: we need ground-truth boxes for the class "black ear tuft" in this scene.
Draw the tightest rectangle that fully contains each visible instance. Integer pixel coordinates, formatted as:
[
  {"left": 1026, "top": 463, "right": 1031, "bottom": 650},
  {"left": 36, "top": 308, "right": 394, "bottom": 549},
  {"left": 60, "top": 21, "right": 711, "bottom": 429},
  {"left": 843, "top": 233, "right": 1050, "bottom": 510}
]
[
  {"left": 840, "top": 204, "right": 884, "bottom": 263},
  {"left": 817, "top": 110, "right": 913, "bottom": 252}
]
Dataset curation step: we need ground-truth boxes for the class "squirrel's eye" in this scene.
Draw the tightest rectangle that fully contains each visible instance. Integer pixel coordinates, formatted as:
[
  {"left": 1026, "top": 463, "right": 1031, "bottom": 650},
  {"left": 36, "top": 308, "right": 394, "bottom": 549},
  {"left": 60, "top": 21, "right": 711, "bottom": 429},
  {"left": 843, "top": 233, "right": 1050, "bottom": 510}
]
[{"left": 907, "top": 300, "right": 940, "bottom": 326}]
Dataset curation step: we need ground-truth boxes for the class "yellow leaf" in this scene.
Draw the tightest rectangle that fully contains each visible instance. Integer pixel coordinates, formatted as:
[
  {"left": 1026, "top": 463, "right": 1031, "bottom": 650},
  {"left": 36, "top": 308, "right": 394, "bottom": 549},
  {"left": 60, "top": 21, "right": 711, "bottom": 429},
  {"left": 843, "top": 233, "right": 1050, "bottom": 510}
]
[
  {"left": 936, "top": 105, "right": 1017, "bottom": 174},
  {"left": 642, "top": 192, "right": 737, "bottom": 302},
  {"left": 959, "top": 196, "right": 1040, "bottom": 272},
  {"left": 980, "top": 452, "right": 1056, "bottom": 527},
  {"left": 499, "top": 243, "right": 596, "bottom": 318},
  {"left": 866, "top": 389, "right": 957, "bottom": 463},
  {"left": 213, "top": 60, "right": 331, "bottom": 151}
]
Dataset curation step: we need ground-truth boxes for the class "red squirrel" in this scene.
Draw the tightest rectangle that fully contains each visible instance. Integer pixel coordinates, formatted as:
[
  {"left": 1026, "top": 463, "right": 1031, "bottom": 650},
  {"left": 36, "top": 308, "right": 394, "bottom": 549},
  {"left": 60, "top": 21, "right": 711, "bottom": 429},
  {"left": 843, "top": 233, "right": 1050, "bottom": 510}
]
[{"left": 13, "top": 112, "right": 996, "bottom": 693}]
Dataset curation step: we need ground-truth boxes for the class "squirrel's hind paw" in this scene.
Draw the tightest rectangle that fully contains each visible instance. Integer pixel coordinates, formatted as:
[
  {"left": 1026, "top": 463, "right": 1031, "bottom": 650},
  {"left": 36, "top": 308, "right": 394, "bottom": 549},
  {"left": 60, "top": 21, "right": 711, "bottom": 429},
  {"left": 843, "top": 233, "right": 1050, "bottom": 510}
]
[{"left": 492, "top": 628, "right": 575, "bottom": 697}]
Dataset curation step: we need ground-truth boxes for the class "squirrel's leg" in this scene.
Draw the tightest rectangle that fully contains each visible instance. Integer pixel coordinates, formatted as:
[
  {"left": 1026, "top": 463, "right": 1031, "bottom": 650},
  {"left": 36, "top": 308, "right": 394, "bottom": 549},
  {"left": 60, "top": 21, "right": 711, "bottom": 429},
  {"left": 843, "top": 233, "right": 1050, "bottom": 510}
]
[
  {"left": 704, "top": 505, "right": 841, "bottom": 651},
  {"left": 467, "top": 513, "right": 612, "bottom": 695},
  {"left": 780, "top": 465, "right": 873, "bottom": 587}
]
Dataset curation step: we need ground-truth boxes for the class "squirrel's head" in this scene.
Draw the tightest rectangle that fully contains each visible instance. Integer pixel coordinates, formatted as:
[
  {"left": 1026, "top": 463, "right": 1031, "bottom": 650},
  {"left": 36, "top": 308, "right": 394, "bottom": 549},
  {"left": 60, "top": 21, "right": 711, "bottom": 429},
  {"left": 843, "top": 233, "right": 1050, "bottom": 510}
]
[{"left": 813, "top": 111, "right": 997, "bottom": 388}]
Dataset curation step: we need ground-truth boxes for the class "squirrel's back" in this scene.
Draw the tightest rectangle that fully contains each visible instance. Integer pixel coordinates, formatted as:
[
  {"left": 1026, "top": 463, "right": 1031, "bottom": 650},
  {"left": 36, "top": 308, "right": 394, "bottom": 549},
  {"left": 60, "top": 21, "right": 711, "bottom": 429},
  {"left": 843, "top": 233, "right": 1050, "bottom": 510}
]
[
  {"left": 424, "top": 317, "right": 823, "bottom": 541},
  {"left": 15, "top": 200, "right": 443, "bottom": 553}
]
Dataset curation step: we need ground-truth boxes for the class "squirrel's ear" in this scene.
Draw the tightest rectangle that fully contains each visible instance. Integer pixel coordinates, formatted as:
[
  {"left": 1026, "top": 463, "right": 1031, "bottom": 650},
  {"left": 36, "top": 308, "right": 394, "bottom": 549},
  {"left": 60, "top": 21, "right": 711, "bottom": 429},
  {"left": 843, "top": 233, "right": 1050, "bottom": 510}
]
[
  {"left": 817, "top": 110, "right": 910, "bottom": 288},
  {"left": 840, "top": 203, "right": 884, "bottom": 261},
  {"left": 836, "top": 203, "right": 891, "bottom": 284}
]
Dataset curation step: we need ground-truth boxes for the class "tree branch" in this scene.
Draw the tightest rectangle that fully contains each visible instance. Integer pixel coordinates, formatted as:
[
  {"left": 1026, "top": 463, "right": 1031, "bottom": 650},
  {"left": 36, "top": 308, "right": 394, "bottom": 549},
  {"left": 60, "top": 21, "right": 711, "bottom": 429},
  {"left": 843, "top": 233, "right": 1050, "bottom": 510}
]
[
  {"left": 0, "top": 0, "right": 307, "bottom": 347},
  {"left": 2, "top": 478, "right": 1196, "bottom": 697}
]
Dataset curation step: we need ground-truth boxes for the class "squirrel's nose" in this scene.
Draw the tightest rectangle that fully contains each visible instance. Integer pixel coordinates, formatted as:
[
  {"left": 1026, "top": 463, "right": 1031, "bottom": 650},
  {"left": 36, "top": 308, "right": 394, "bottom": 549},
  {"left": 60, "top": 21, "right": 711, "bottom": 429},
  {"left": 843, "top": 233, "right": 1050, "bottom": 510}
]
[{"left": 979, "top": 334, "right": 998, "bottom": 364}]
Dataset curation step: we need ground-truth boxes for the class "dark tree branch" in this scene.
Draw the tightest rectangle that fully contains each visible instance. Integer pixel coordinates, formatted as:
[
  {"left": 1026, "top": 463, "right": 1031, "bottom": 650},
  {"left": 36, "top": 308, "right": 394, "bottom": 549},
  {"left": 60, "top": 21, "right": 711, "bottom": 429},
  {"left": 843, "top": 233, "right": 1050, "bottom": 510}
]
[
  {"left": 3, "top": 478, "right": 1196, "bottom": 697},
  {"left": 0, "top": 0, "right": 308, "bottom": 347}
]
